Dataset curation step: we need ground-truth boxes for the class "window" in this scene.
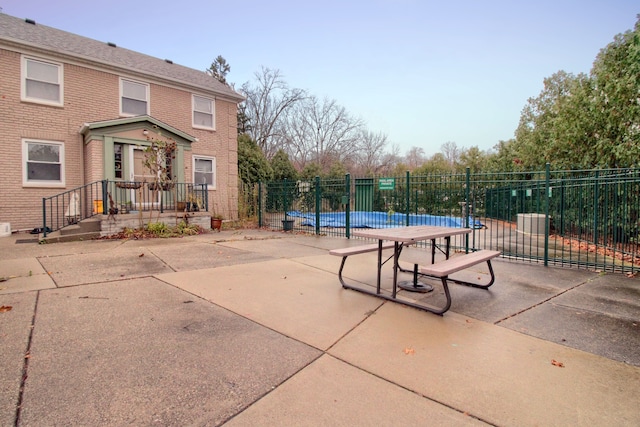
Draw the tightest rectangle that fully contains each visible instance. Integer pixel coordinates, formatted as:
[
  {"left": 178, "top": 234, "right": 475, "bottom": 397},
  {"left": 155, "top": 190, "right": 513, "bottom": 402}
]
[
  {"left": 192, "top": 95, "right": 215, "bottom": 129},
  {"left": 21, "top": 56, "right": 63, "bottom": 106},
  {"left": 193, "top": 156, "right": 216, "bottom": 189},
  {"left": 23, "top": 139, "right": 65, "bottom": 186},
  {"left": 120, "top": 78, "right": 149, "bottom": 116}
]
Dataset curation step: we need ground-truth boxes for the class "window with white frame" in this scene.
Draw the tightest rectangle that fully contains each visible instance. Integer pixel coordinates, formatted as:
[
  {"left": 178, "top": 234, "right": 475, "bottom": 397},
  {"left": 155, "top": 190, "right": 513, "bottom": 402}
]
[
  {"left": 193, "top": 156, "right": 216, "bottom": 189},
  {"left": 192, "top": 95, "right": 215, "bottom": 129},
  {"left": 23, "top": 139, "right": 65, "bottom": 186},
  {"left": 120, "top": 78, "right": 149, "bottom": 116},
  {"left": 21, "top": 56, "right": 63, "bottom": 106}
]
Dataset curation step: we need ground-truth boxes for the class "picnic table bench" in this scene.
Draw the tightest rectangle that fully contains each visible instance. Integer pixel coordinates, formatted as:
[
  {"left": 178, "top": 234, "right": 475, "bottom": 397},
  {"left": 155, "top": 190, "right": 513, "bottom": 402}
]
[
  {"left": 330, "top": 242, "right": 399, "bottom": 289},
  {"left": 330, "top": 226, "right": 502, "bottom": 315}
]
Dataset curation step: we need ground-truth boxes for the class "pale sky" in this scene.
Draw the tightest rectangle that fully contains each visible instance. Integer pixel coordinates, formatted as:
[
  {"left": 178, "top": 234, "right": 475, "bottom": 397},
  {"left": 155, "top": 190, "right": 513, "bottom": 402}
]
[{"left": 2, "top": 0, "right": 638, "bottom": 157}]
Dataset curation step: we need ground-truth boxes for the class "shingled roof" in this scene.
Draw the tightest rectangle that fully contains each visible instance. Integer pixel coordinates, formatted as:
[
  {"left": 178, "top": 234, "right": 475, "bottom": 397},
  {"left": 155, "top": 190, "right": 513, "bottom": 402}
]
[{"left": 0, "top": 13, "right": 243, "bottom": 102}]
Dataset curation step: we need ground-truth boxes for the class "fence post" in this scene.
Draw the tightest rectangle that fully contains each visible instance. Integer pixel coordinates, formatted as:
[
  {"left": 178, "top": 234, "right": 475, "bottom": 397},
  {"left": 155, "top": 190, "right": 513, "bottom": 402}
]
[
  {"left": 315, "top": 176, "right": 322, "bottom": 236},
  {"left": 42, "top": 197, "right": 47, "bottom": 237},
  {"left": 345, "top": 174, "right": 351, "bottom": 238},
  {"left": 593, "top": 170, "right": 600, "bottom": 246},
  {"left": 258, "top": 181, "right": 263, "bottom": 228},
  {"left": 405, "top": 171, "right": 411, "bottom": 226},
  {"left": 465, "top": 167, "right": 471, "bottom": 253},
  {"left": 101, "top": 180, "right": 108, "bottom": 214},
  {"left": 544, "top": 163, "right": 550, "bottom": 266}
]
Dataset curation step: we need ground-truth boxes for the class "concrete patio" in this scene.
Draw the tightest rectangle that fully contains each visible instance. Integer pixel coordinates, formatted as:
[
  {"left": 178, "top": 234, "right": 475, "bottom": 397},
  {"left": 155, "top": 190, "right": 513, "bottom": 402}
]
[{"left": 0, "top": 229, "right": 638, "bottom": 426}]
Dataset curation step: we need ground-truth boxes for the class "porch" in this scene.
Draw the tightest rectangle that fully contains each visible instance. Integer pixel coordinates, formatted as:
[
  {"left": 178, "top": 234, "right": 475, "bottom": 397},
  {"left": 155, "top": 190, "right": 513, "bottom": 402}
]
[{"left": 41, "top": 180, "right": 211, "bottom": 239}]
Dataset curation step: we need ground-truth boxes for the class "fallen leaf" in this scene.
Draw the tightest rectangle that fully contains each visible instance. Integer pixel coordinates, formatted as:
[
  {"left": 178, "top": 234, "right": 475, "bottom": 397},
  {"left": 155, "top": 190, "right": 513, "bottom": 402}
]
[
  {"left": 139, "top": 253, "right": 144, "bottom": 257},
  {"left": 551, "top": 359, "right": 564, "bottom": 368},
  {"left": 465, "top": 319, "right": 473, "bottom": 323},
  {"left": 0, "top": 305, "right": 12, "bottom": 312},
  {"left": 403, "top": 347, "right": 415, "bottom": 355}
]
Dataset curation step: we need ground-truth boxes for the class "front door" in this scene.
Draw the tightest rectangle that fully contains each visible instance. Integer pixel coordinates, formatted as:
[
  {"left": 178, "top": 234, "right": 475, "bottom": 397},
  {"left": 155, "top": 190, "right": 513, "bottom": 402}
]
[{"left": 130, "top": 147, "right": 158, "bottom": 208}]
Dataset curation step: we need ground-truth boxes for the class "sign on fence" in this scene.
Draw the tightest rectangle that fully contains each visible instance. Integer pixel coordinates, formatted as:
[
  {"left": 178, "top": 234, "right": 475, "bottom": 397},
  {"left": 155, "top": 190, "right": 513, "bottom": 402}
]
[{"left": 379, "top": 178, "right": 395, "bottom": 190}]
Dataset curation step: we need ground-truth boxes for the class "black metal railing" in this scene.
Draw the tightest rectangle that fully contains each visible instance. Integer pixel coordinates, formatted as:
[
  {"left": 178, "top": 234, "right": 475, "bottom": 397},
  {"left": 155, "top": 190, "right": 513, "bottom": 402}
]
[{"left": 42, "top": 181, "right": 208, "bottom": 237}]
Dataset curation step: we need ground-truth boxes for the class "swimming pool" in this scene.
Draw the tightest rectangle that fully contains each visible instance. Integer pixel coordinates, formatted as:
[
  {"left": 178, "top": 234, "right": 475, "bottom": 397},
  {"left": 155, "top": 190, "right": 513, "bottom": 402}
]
[{"left": 286, "top": 211, "right": 482, "bottom": 229}]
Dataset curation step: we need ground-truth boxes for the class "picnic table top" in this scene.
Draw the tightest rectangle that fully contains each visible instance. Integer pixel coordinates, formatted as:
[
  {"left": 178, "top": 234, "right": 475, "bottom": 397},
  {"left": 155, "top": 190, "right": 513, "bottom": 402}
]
[{"left": 351, "top": 225, "right": 471, "bottom": 243}]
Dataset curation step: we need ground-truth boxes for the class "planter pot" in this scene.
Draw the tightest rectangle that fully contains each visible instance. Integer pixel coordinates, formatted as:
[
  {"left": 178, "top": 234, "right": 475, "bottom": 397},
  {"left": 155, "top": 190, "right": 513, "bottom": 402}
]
[
  {"left": 282, "top": 219, "right": 295, "bottom": 231},
  {"left": 211, "top": 217, "right": 223, "bottom": 231},
  {"left": 115, "top": 182, "right": 142, "bottom": 189},
  {"left": 177, "top": 202, "right": 186, "bottom": 211}
]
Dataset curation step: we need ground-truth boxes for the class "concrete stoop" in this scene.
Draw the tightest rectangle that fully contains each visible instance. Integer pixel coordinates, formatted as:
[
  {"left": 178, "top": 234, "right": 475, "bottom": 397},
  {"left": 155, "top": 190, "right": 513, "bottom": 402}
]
[{"left": 60, "top": 218, "right": 102, "bottom": 235}]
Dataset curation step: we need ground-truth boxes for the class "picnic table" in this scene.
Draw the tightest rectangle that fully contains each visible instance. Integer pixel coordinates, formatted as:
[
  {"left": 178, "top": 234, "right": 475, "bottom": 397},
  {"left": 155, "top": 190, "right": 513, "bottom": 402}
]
[{"left": 330, "top": 225, "right": 500, "bottom": 315}]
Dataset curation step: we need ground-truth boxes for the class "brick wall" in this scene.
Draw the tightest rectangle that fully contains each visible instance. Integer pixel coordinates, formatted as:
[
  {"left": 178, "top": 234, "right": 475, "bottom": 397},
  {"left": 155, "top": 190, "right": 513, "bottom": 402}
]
[{"left": 0, "top": 47, "right": 239, "bottom": 231}]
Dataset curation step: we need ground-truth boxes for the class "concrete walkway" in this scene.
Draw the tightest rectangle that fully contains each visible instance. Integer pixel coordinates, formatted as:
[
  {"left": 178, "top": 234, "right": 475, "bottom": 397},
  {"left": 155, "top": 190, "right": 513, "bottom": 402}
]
[{"left": 0, "top": 230, "right": 638, "bottom": 426}]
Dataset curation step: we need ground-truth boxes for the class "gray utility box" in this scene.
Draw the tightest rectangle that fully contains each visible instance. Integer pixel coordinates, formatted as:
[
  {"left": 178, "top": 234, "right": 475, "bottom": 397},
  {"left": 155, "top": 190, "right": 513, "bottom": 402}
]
[{"left": 517, "top": 213, "right": 546, "bottom": 235}]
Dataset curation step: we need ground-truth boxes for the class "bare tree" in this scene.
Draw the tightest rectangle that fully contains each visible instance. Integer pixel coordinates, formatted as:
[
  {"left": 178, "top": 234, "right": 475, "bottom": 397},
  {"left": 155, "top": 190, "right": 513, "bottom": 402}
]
[
  {"left": 405, "top": 146, "right": 426, "bottom": 170},
  {"left": 240, "top": 67, "right": 306, "bottom": 158},
  {"left": 441, "top": 141, "right": 460, "bottom": 168},
  {"left": 355, "top": 130, "right": 389, "bottom": 175},
  {"left": 281, "top": 96, "right": 364, "bottom": 173},
  {"left": 377, "top": 143, "right": 402, "bottom": 176}
]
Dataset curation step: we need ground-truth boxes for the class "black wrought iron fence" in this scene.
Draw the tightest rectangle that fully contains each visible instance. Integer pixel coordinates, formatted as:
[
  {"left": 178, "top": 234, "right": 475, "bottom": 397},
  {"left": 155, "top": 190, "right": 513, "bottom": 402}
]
[{"left": 259, "top": 166, "right": 640, "bottom": 273}]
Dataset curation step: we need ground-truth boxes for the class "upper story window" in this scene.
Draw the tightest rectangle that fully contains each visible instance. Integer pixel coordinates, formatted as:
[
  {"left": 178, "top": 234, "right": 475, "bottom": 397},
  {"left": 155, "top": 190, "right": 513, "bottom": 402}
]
[
  {"left": 21, "top": 56, "right": 63, "bottom": 106},
  {"left": 192, "top": 95, "right": 215, "bottom": 130},
  {"left": 193, "top": 155, "right": 216, "bottom": 189},
  {"left": 22, "top": 139, "right": 65, "bottom": 187},
  {"left": 120, "top": 78, "right": 149, "bottom": 116}
]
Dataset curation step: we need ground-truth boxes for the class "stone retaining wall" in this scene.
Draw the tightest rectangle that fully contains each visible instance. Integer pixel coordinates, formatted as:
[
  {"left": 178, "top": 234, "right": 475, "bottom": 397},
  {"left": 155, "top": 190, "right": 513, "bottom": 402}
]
[{"left": 99, "top": 212, "right": 211, "bottom": 236}]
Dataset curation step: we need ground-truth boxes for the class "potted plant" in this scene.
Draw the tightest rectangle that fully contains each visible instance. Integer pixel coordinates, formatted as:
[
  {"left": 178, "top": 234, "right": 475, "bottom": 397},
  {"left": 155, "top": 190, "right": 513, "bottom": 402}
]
[
  {"left": 282, "top": 215, "right": 295, "bottom": 231},
  {"left": 211, "top": 213, "right": 223, "bottom": 231},
  {"left": 281, "top": 178, "right": 296, "bottom": 231}
]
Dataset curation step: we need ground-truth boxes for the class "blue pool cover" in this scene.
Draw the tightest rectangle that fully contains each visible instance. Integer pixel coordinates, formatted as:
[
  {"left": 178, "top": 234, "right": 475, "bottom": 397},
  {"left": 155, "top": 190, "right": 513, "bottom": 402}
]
[{"left": 286, "top": 211, "right": 483, "bottom": 229}]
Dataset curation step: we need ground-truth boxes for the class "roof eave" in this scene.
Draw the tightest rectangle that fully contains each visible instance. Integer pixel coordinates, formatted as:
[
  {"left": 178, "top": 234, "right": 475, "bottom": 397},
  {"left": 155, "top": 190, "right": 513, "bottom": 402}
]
[{"left": 0, "top": 36, "right": 245, "bottom": 103}]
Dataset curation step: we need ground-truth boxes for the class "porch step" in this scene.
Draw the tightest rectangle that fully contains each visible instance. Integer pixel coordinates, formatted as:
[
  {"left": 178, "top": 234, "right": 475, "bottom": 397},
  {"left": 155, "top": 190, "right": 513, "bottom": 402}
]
[
  {"left": 40, "top": 231, "right": 102, "bottom": 243},
  {"left": 60, "top": 218, "right": 101, "bottom": 235}
]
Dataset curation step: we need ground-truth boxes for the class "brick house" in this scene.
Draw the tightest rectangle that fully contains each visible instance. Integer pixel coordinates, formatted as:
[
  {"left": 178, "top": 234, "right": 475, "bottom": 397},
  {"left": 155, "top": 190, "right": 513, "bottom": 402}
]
[{"left": 0, "top": 13, "right": 244, "bottom": 233}]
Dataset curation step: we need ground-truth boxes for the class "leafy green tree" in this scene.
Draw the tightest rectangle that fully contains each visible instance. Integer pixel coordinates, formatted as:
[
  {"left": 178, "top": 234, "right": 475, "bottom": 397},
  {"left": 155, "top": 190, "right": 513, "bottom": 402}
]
[
  {"left": 270, "top": 149, "right": 298, "bottom": 181},
  {"left": 327, "top": 161, "right": 347, "bottom": 179},
  {"left": 207, "top": 55, "right": 230, "bottom": 86},
  {"left": 300, "top": 162, "right": 323, "bottom": 180},
  {"left": 512, "top": 16, "right": 640, "bottom": 169},
  {"left": 237, "top": 103, "right": 251, "bottom": 135},
  {"left": 458, "top": 146, "right": 488, "bottom": 173},
  {"left": 414, "top": 153, "right": 452, "bottom": 174},
  {"left": 238, "top": 134, "right": 272, "bottom": 184},
  {"left": 485, "top": 139, "right": 520, "bottom": 172},
  {"left": 590, "top": 16, "right": 640, "bottom": 167},
  {"left": 514, "top": 70, "right": 581, "bottom": 168}
]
